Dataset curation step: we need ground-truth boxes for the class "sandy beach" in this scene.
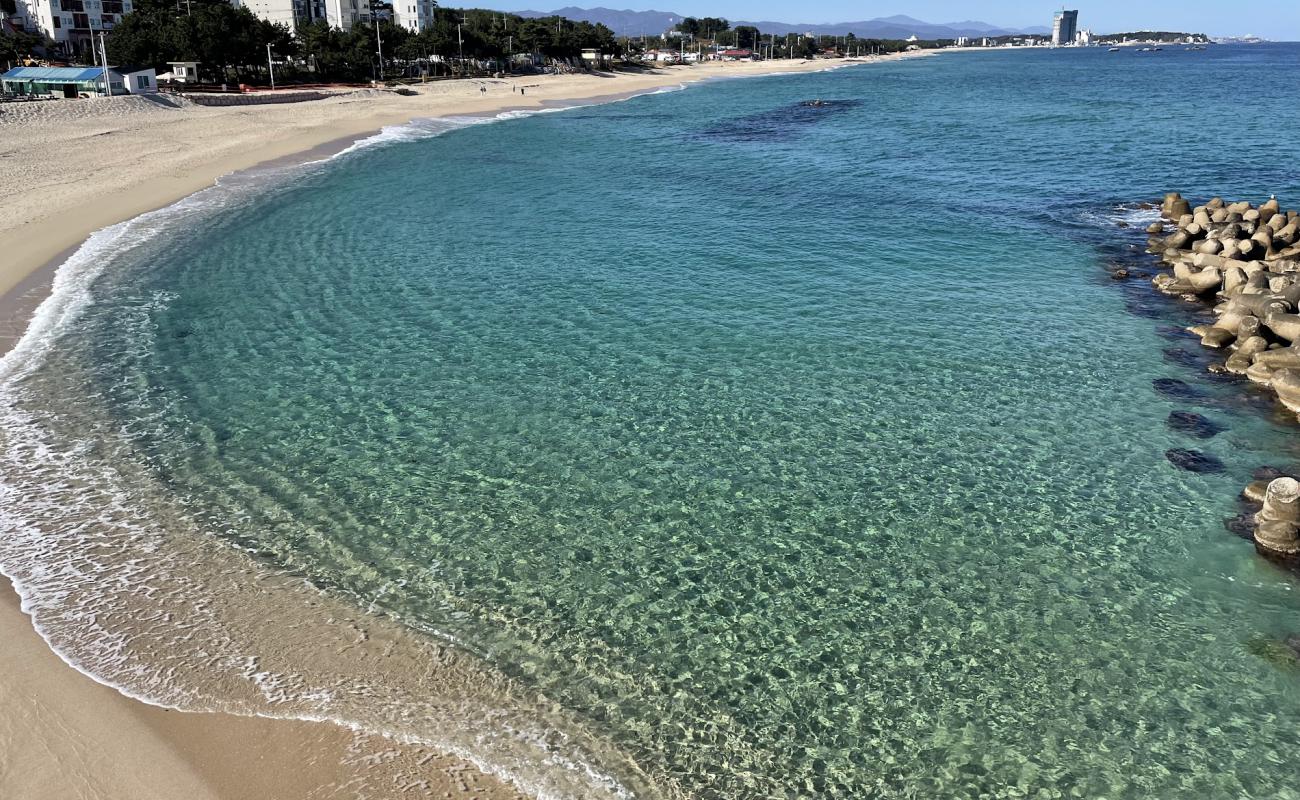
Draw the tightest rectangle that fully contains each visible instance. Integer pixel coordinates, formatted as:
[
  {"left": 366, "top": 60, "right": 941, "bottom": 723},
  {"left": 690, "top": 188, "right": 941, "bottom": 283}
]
[{"left": 0, "top": 53, "right": 926, "bottom": 800}]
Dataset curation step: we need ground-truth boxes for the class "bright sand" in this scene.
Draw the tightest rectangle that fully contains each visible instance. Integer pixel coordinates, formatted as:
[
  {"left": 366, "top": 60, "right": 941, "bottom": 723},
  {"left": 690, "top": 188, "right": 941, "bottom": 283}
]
[{"left": 0, "top": 54, "right": 927, "bottom": 800}]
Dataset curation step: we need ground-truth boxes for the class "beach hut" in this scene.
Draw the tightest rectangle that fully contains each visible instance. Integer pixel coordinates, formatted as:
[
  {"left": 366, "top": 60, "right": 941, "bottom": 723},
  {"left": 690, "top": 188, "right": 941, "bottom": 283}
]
[
  {"left": 1, "top": 65, "right": 157, "bottom": 97},
  {"left": 165, "top": 61, "right": 201, "bottom": 83},
  {"left": 116, "top": 66, "right": 158, "bottom": 94},
  {"left": 1, "top": 66, "right": 124, "bottom": 98},
  {"left": 580, "top": 48, "right": 609, "bottom": 69}
]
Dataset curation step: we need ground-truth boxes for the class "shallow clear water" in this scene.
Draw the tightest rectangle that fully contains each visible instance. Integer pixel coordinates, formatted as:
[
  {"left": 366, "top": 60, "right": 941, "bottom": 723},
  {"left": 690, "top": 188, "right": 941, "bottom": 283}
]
[{"left": 6, "top": 45, "right": 1300, "bottom": 798}]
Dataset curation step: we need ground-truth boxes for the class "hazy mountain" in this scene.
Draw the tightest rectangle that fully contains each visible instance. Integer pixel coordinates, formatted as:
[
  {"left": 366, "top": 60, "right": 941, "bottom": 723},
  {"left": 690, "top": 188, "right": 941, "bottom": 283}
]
[
  {"left": 730, "top": 15, "right": 1052, "bottom": 39},
  {"left": 511, "top": 7, "right": 1051, "bottom": 39},
  {"left": 513, "top": 6, "right": 687, "bottom": 35}
]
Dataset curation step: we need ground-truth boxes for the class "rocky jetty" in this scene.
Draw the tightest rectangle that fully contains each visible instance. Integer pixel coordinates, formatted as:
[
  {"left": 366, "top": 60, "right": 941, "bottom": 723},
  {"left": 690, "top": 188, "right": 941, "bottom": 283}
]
[{"left": 1146, "top": 192, "right": 1300, "bottom": 559}]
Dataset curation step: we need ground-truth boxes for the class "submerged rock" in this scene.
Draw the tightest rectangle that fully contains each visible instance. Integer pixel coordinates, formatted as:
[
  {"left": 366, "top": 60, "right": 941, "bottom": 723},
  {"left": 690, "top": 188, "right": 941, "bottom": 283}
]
[
  {"left": 1166, "top": 410, "right": 1224, "bottom": 439},
  {"left": 1153, "top": 377, "right": 1205, "bottom": 401},
  {"left": 1165, "top": 448, "right": 1226, "bottom": 473},
  {"left": 1156, "top": 324, "right": 1198, "bottom": 341},
  {"left": 1254, "top": 466, "right": 1300, "bottom": 482},
  {"left": 1225, "top": 511, "right": 1258, "bottom": 539},
  {"left": 1162, "top": 347, "right": 1203, "bottom": 367}
]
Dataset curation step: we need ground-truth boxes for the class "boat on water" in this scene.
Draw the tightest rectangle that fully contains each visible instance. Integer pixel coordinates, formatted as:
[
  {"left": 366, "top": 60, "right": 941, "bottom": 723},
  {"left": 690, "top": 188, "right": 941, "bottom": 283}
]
[{"left": 1108, "top": 47, "right": 1121, "bottom": 52}]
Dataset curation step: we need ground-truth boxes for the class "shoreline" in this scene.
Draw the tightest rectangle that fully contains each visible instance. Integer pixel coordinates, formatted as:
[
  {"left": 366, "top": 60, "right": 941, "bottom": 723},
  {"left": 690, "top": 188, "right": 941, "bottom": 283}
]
[
  {"left": 0, "top": 574, "right": 530, "bottom": 800},
  {"left": 0, "top": 52, "right": 929, "bottom": 800}
]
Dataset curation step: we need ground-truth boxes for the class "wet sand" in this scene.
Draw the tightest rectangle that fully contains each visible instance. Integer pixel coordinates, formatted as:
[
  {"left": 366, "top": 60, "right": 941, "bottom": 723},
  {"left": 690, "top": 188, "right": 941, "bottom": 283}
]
[{"left": 0, "top": 579, "right": 527, "bottom": 799}]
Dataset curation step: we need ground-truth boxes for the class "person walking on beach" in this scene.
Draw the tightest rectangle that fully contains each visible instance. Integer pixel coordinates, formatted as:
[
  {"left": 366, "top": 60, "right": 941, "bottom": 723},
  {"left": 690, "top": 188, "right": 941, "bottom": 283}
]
[{"left": 480, "top": 85, "right": 486, "bottom": 95}]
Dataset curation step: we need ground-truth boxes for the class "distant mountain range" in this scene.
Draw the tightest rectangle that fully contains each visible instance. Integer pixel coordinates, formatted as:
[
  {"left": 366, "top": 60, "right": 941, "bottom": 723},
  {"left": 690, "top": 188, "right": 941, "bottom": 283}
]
[{"left": 511, "top": 7, "right": 1051, "bottom": 39}]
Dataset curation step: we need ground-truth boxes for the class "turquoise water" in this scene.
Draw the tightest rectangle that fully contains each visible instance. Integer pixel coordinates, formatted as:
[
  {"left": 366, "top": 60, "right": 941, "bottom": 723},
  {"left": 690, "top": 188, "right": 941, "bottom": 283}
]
[{"left": 6, "top": 45, "right": 1300, "bottom": 798}]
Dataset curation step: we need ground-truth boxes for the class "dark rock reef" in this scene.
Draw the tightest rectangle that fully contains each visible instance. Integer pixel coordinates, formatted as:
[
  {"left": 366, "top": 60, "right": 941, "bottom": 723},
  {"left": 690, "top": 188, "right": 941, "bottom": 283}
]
[
  {"left": 1166, "top": 410, "right": 1224, "bottom": 439},
  {"left": 1165, "top": 448, "right": 1226, "bottom": 474}
]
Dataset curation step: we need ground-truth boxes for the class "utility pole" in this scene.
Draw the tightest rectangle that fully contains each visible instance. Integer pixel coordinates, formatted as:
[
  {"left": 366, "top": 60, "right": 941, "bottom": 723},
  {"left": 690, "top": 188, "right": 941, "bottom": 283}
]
[
  {"left": 458, "top": 14, "right": 466, "bottom": 72},
  {"left": 375, "top": 18, "right": 384, "bottom": 80},
  {"left": 267, "top": 43, "right": 275, "bottom": 89},
  {"left": 99, "top": 32, "right": 111, "bottom": 97}
]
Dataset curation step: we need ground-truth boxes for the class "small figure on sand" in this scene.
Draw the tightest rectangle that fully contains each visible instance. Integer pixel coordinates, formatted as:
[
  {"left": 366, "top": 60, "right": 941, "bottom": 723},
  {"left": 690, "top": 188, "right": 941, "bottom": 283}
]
[{"left": 480, "top": 85, "right": 486, "bottom": 95}]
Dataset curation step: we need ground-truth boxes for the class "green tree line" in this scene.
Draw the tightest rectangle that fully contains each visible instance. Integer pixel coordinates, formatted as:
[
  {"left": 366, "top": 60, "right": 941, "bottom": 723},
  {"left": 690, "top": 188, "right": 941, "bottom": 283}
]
[
  {"left": 1, "top": 25, "right": 49, "bottom": 63},
  {"left": 100, "top": 0, "right": 619, "bottom": 83}
]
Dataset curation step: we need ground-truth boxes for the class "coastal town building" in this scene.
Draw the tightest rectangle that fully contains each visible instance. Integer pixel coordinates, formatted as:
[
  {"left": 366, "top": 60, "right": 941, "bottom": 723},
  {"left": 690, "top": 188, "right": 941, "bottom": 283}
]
[
  {"left": 719, "top": 48, "right": 754, "bottom": 61},
  {"left": 319, "top": 0, "right": 368, "bottom": 30},
  {"left": 2, "top": 0, "right": 133, "bottom": 57},
  {"left": 1051, "top": 9, "right": 1079, "bottom": 46},
  {"left": 1, "top": 64, "right": 155, "bottom": 96},
  {"left": 579, "top": 47, "right": 609, "bottom": 68},
  {"left": 165, "top": 61, "right": 200, "bottom": 82},
  {"left": 232, "top": 0, "right": 299, "bottom": 28},
  {"left": 389, "top": 0, "right": 433, "bottom": 32},
  {"left": 229, "top": 0, "right": 431, "bottom": 33}
]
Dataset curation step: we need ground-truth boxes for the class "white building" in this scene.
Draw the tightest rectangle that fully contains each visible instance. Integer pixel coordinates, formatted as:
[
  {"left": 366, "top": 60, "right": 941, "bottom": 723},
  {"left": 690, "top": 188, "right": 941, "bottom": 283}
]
[
  {"left": 3, "top": 0, "right": 134, "bottom": 57},
  {"left": 1051, "top": 9, "right": 1079, "bottom": 47},
  {"left": 231, "top": 0, "right": 338, "bottom": 30},
  {"left": 320, "top": 0, "right": 370, "bottom": 30},
  {"left": 165, "top": 61, "right": 200, "bottom": 82},
  {"left": 389, "top": 0, "right": 433, "bottom": 33},
  {"left": 1076, "top": 28, "right": 1093, "bottom": 46},
  {"left": 319, "top": 0, "right": 433, "bottom": 32},
  {"left": 233, "top": 0, "right": 297, "bottom": 28}
]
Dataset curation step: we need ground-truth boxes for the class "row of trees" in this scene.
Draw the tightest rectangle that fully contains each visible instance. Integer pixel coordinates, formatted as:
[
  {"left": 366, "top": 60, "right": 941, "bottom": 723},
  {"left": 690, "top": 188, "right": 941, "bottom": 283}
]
[
  {"left": 101, "top": 0, "right": 620, "bottom": 83},
  {"left": 105, "top": 0, "right": 292, "bottom": 81},
  {"left": 636, "top": 27, "right": 936, "bottom": 60},
  {"left": 1, "top": 26, "right": 48, "bottom": 63},
  {"left": 672, "top": 17, "right": 732, "bottom": 39},
  {"left": 6, "top": 0, "right": 939, "bottom": 83}
]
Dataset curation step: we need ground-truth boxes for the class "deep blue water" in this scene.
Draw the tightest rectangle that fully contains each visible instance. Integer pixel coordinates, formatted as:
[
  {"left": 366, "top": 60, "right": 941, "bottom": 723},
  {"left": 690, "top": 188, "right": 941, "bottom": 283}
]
[{"left": 6, "top": 44, "right": 1300, "bottom": 799}]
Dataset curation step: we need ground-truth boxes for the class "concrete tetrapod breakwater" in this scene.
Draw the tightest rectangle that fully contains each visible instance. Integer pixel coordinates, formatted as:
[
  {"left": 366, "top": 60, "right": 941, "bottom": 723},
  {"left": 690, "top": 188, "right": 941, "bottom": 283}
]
[{"left": 1148, "top": 192, "right": 1300, "bottom": 559}]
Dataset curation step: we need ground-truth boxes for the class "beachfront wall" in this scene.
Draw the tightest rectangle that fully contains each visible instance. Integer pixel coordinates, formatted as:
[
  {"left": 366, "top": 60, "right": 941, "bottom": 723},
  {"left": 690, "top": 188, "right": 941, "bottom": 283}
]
[{"left": 183, "top": 91, "right": 332, "bottom": 107}]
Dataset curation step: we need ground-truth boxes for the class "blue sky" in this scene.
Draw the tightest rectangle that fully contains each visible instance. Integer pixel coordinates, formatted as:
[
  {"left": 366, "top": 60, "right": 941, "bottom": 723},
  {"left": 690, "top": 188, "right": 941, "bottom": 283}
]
[{"left": 476, "top": 2, "right": 1299, "bottom": 39}]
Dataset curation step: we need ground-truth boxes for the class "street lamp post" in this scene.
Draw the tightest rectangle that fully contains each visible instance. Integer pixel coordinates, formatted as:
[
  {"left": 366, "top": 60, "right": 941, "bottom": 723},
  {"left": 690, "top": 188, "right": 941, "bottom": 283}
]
[
  {"left": 458, "top": 15, "right": 466, "bottom": 73},
  {"left": 267, "top": 43, "right": 275, "bottom": 89}
]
